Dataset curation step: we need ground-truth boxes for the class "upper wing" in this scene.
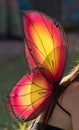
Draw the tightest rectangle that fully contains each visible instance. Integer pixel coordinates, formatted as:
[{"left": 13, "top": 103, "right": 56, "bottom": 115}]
[
  {"left": 24, "top": 11, "right": 67, "bottom": 85},
  {"left": 25, "top": 43, "right": 37, "bottom": 69},
  {"left": 6, "top": 69, "right": 53, "bottom": 121}
]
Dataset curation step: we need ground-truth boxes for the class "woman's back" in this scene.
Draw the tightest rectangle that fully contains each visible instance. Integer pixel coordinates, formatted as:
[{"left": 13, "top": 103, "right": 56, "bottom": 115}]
[{"left": 35, "top": 81, "right": 79, "bottom": 130}]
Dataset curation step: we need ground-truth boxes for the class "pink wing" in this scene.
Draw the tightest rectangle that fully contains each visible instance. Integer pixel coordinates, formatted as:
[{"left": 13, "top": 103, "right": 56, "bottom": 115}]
[
  {"left": 6, "top": 11, "right": 67, "bottom": 122},
  {"left": 6, "top": 69, "right": 53, "bottom": 121},
  {"left": 25, "top": 43, "right": 36, "bottom": 69},
  {"left": 24, "top": 11, "right": 67, "bottom": 84}
]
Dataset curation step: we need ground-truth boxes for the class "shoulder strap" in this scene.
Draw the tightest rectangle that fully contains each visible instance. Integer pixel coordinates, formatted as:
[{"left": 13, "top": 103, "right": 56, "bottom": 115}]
[{"left": 57, "top": 102, "right": 71, "bottom": 116}]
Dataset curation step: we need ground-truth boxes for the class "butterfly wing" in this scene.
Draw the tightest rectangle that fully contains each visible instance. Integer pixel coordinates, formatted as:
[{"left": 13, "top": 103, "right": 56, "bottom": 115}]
[
  {"left": 6, "top": 11, "right": 67, "bottom": 122},
  {"left": 6, "top": 69, "right": 53, "bottom": 121},
  {"left": 24, "top": 11, "right": 67, "bottom": 84},
  {"left": 25, "top": 43, "right": 37, "bottom": 69}
]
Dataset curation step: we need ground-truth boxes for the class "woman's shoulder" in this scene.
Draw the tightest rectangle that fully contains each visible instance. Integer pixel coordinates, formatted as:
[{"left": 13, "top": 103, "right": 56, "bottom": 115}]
[{"left": 59, "top": 81, "right": 79, "bottom": 114}]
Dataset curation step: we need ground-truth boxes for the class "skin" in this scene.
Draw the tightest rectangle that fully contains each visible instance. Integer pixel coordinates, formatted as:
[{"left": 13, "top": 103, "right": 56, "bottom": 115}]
[{"left": 37, "top": 81, "right": 79, "bottom": 130}]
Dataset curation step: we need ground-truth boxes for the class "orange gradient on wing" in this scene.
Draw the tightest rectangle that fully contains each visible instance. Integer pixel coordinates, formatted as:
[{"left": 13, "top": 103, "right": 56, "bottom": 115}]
[
  {"left": 24, "top": 12, "right": 67, "bottom": 83},
  {"left": 6, "top": 70, "right": 53, "bottom": 121}
]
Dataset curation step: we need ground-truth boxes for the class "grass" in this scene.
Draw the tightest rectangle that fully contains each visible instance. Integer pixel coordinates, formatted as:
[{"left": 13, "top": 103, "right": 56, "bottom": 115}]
[{"left": 0, "top": 49, "right": 79, "bottom": 130}]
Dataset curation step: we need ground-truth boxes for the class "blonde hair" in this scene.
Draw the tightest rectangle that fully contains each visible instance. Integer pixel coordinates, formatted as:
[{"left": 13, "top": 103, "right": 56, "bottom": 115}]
[{"left": 60, "top": 64, "right": 79, "bottom": 85}]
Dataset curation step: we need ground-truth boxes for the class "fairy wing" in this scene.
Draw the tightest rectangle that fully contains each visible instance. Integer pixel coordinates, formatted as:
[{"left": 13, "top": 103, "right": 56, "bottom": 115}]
[
  {"left": 6, "top": 69, "right": 53, "bottom": 121},
  {"left": 24, "top": 11, "right": 67, "bottom": 85},
  {"left": 6, "top": 11, "right": 67, "bottom": 122},
  {"left": 25, "top": 43, "right": 36, "bottom": 69}
]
